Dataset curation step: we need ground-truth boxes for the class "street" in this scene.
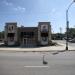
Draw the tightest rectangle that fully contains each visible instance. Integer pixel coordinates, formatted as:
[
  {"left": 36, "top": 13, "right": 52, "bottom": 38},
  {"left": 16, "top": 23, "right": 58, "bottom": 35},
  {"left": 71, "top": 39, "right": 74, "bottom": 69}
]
[{"left": 0, "top": 51, "right": 75, "bottom": 75}]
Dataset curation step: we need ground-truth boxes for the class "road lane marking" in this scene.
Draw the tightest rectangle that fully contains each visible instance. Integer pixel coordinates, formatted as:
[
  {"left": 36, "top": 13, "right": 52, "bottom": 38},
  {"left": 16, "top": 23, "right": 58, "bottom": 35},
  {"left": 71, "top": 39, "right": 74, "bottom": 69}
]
[{"left": 24, "top": 66, "right": 49, "bottom": 68}]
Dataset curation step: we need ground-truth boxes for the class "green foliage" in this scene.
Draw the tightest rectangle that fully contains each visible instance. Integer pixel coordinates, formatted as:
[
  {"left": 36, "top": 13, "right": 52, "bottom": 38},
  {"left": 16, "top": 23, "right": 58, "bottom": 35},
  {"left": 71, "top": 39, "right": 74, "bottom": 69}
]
[
  {"left": 66, "top": 28, "right": 75, "bottom": 38},
  {"left": 52, "top": 33, "right": 64, "bottom": 40},
  {"left": 0, "top": 31, "right": 4, "bottom": 39}
]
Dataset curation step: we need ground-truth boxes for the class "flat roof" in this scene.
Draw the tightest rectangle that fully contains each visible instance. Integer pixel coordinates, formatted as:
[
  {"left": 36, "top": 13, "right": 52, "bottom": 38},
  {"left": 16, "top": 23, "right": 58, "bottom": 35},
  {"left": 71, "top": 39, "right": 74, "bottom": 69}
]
[{"left": 18, "top": 27, "right": 38, "bottom": 32}]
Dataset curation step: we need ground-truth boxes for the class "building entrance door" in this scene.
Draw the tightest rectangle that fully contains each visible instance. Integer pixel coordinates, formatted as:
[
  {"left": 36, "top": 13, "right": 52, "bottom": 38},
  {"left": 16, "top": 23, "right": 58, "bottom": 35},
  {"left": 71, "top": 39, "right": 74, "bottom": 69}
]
[
  {"left": 23, "top": 38, "right": 36, "bottom": 47},
  {"left": 23, "top": 38, "right": 27, "bottom": 47}
]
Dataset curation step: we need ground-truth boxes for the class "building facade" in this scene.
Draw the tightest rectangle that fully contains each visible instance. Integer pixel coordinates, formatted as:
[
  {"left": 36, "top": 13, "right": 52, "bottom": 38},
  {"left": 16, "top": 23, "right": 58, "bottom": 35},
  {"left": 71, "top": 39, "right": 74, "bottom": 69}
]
[{"left": 4, "top": 22, "right": 52, "bottom": 47}]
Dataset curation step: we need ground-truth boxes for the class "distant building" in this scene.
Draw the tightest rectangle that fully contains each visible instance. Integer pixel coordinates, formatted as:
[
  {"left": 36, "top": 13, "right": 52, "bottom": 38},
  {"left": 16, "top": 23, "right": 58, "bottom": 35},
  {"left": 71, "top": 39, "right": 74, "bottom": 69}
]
[{"left": 4, "top": 22, "right": 52, "bottom": 47}]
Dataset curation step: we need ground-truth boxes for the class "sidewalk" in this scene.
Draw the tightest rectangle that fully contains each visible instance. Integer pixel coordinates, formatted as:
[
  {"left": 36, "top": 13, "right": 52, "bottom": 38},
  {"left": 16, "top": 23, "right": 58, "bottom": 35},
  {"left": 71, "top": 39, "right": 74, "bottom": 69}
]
[{"left": 0, "top": 43, "right": 75, "bottom": 52}]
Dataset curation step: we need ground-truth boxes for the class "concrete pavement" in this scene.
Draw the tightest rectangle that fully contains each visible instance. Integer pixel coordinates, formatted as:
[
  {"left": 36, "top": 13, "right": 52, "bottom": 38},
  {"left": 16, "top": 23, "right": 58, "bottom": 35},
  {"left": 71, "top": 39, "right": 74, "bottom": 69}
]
[{"left": 0, "top": 41, "right": 75, "bottom": 52}]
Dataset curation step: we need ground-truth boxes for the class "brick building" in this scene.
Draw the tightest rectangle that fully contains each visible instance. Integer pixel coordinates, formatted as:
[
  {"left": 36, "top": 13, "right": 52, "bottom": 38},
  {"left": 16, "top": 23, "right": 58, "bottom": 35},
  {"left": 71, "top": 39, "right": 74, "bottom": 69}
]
[{"left": 4, "top": 22, "right": 52, "bottom": 47}]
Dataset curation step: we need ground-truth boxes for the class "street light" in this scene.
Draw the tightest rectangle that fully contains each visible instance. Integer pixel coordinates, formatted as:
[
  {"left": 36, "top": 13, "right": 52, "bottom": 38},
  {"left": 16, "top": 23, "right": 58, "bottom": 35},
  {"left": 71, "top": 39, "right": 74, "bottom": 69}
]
[{"left": 66, "top": 0, "right": 75, "bottom": 50}]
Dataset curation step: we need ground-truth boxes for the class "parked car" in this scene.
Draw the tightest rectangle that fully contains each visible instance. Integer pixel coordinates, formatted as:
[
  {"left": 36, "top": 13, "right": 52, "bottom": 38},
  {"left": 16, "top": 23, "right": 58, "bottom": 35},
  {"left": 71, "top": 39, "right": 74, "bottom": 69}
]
[{"left": 68, "top": 38, "right": 75, "bottom": 43}]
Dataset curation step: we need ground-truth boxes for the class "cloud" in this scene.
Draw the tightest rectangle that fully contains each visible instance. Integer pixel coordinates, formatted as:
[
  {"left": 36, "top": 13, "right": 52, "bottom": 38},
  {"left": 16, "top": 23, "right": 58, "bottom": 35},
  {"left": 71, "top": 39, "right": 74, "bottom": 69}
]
[
  {"left": 2, "top": 0, "right": 13, "bottom": 6},
  {"left": 13, "top": 6, "right": 26, "bottom": 12},
  {"left": 2, "top": 0, "right": 26, "bottom": 12}
]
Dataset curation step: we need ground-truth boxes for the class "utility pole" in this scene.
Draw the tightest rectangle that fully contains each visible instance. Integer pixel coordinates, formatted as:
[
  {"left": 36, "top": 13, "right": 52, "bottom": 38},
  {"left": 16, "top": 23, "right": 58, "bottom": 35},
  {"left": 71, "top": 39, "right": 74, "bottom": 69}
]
[{"left": 66, "top": 0, "right": 75, "bottom": 50}]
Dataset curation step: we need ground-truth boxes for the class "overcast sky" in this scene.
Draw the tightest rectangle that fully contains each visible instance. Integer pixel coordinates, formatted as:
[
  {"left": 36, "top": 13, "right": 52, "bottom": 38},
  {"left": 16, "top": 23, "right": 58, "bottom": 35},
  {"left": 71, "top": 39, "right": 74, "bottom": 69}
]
[{"left": 0, "top": 0, "right": 75, "bottom": 33}]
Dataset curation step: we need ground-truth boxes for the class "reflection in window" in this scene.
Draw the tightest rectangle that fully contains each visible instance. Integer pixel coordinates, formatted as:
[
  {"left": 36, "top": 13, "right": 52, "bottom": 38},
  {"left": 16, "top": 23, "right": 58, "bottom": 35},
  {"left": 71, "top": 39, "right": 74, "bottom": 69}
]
[{"left": 21, "top": 32, "right": 34, "bottom": 38}]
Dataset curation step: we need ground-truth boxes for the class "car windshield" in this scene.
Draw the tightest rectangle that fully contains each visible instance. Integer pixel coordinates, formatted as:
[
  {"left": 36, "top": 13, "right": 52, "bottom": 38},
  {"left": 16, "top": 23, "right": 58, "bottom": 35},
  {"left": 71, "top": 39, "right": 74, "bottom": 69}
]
[{"left": 0, "top": 0, "right": 75, "bottom": 75}]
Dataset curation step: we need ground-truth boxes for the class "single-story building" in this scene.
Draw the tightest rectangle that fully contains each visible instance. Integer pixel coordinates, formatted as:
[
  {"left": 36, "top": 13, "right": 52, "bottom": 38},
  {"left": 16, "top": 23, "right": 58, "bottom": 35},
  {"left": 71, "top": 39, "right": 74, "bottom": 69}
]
[{"left": 4, "top": 22, "right": 52, "bottom": 47}]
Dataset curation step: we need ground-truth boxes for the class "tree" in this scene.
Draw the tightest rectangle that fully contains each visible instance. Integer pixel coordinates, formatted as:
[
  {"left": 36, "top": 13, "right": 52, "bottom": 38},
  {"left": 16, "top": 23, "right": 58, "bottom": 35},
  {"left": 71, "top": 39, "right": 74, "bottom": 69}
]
[
  {"left": 0, "top": 31, "right": 4, "bottom": 39},
  {"left": 52, "top": 33, "right": 64, "bottom": 40},
  {"left": 65, "top": 28, "right": 75, "bottom": 39}
]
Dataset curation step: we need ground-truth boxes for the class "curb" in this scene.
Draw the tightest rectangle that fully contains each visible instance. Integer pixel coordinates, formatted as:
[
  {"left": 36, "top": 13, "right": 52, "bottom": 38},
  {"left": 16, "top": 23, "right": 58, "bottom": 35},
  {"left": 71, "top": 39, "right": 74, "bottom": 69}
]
[{"left": 0, "top": 49, "right": 75, "bottom": 53}]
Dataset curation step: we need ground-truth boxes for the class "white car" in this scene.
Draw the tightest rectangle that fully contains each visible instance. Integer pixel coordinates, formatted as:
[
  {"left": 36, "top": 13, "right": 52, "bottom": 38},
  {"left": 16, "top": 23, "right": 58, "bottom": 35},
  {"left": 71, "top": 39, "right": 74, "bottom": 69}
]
[{"left": 69, "top": 38, "right": 75, "bottom": 43}]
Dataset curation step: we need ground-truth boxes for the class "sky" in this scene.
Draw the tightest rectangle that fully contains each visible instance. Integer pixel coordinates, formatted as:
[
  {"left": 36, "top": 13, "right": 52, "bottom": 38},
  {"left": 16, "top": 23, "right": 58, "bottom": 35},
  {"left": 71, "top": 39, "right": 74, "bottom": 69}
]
[{"left": 0, "top": 0, "right": 75, "bottom": 33}]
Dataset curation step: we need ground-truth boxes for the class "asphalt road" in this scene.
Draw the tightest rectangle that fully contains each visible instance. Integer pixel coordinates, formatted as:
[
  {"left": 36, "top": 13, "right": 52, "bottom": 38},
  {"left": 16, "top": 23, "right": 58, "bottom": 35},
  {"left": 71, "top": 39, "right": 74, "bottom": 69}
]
[
  {"left": 0, "top": 51, "right": 75, "bottom": 75},
  {"left": 54, "top": 40, "right": 75, "bottom": 48}
]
